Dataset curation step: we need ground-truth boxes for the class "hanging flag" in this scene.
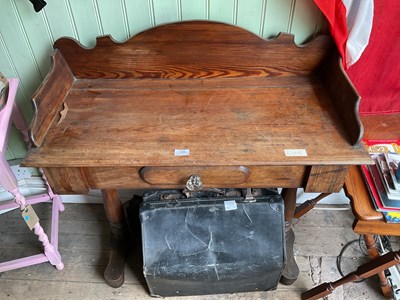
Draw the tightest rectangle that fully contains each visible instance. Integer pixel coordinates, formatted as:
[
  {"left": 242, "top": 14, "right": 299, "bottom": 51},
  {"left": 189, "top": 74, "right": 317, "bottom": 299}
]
[
  {"left": 345, "top": 1, "right": 400, "bottom": 114},
  {"left": 315, "top": 0, "right": 400, "bottom": 115},
  {"left": 313, "top": 0, "right": 373, "bottom": 69}
]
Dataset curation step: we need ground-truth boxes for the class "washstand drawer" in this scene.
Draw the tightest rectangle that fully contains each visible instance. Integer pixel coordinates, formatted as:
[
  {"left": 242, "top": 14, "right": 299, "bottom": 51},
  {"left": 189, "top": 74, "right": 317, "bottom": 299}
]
[{"left": 140, "top": 166, "right": 250, "bottom": 186}]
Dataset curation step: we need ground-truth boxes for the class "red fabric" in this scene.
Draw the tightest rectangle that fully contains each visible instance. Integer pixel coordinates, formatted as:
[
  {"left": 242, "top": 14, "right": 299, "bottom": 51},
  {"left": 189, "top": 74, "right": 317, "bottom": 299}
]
[
  {"left": 346, "top": 1, "right": 400, "bottom": 115},
  {"left": 313, "top": 0, "right": 348, "bottom": 67}
]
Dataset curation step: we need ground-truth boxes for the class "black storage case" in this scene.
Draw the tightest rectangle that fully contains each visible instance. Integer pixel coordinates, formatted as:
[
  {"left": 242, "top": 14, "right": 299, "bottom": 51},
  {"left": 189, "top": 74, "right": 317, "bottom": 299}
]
[{"left": 139, "top": 189, "right": 286, "bottom": 297}]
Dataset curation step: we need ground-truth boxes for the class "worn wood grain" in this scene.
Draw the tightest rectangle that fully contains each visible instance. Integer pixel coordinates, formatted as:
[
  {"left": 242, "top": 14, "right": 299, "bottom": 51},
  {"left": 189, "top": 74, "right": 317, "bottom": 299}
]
[
  {"left": 24, "top": 83, "right": 370, "bottom": 168},
  {"left": 304, "top": 166, "right": 349, "bottom": 193},
  {"left": 43, "top": 167, "right": 88, "bottom": 194},
  {"left": 29, "top": 51, "right": 75, "bottom": 147},
  {"left": 71, "top": 76, "right": 313, "bottom": 90},
  {"left": 353, "top": 220, "right": 400, "bottom": 238},
  {"left": 140, "top": 166, "right": 250, "bottom": 185},
  {"left": 85, "top": 165, "right": 307, "bottom": 190},
  {"left": 361, "top": 114, "right": 400, "bottom": 141},
  {"left": 344, "top": 166, "right": 383, "bottom": 221},
  {"left": 54, "top": 21, "right": 334, "bottom": 79},
  {"left": 101, "top": 189, "right": 124, "bottom": 225},
  {"left": 318, "top": 50, "right": 363, "bottom": 146},
  {"left": 23, "top": 21, "right": 371, "bottom": 197}
]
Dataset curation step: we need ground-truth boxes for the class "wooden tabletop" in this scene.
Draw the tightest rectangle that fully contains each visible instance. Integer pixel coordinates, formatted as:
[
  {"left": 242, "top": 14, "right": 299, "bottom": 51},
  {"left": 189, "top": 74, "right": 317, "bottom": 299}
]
[
  {"left": 24, "top": 76, "right": 371, "bottom": 168},
  {"left": 361, "top": 114, "right": 400, "bottom": 140},
  {"left": 23, "top": 21, "right": 371, "bottom": 180}
]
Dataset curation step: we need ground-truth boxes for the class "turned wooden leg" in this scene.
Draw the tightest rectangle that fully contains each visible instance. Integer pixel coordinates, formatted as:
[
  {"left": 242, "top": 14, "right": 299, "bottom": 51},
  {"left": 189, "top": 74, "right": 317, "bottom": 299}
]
[
  {"left": 102, "top": 188, "right": 130, "bottom": 288},
  {"left": 364, "top": 234, "right": 393, "bottom": 298},
  {"left": 301, "top": 250, "right": 400, "bottom": 300},
  {"left": 280, "top": 188, "right": 300, "bottom": 285}
]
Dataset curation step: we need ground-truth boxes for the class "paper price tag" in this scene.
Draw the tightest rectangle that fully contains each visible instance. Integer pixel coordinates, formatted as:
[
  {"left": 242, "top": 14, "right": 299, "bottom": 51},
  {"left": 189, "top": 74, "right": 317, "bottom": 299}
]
[
  {"left": 284, "top": 149, "right": 308, "bottom": 157},
  {"left": 224, "top": 200, "right": 237, "bottom": 211},
  {"left": 21, "top": 205, "right": 40, "bottom": 230},
  {"left": 174, "top": 149, "right": 190, "bottom": 156}
]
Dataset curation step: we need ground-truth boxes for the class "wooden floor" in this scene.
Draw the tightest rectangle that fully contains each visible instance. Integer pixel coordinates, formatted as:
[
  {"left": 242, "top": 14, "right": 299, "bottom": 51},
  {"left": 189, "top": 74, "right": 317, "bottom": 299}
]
[{"left": 0, "top": 202, "right": 398, "bottom": 300}]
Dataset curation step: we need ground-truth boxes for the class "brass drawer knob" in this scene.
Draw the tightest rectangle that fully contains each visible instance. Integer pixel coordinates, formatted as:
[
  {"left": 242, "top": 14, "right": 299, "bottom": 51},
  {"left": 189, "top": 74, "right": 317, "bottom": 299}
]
[{"left": 186, "top": 174, "right": 203, "bottom": 191}]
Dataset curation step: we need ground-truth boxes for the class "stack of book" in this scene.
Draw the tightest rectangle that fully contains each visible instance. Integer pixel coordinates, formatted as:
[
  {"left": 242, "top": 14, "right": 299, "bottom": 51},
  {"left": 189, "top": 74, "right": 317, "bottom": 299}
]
[{"left": 362, "top": 139, "right": 400, "bottom": 223}]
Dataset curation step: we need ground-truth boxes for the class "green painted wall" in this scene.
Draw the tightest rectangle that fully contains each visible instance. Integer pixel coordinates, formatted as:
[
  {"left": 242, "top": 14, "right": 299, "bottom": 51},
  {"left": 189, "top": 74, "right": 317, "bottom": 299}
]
[{"left": 1, "top": 0, "right": 325, "bottom": 160}]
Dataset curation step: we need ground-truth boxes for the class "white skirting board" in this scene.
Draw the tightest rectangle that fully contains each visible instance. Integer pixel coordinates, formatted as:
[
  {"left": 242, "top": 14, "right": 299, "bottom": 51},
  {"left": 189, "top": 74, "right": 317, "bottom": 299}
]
[{"left": 61, "top": 188, "right": 351, "bottom": 205}]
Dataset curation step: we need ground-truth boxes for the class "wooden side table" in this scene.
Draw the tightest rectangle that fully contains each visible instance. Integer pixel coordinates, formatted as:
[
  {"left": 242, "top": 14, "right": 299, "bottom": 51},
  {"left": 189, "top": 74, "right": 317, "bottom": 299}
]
[
  {"left": 301, "top": 114, "right": 400, "bottom": 299},
  {"left": 347, "top": 114, "right": 400, "bottom": 297},
  {"left": 301, "top": 164, "right": 400, "bottom": 300},
  {"left": 0, "top": 78, "right": 64, "bottom": 272}
]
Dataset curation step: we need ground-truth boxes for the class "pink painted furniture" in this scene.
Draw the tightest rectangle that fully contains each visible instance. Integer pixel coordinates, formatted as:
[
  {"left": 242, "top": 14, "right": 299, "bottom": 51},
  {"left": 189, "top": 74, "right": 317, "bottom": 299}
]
[{"left": 0, "top": 78, "right": 64, "bottom": 272}]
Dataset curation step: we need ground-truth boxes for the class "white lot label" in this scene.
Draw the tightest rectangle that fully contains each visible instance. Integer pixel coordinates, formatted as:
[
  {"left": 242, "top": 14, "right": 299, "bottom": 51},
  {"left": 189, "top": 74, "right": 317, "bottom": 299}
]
[
  {"left": 284, "top": 149, "right": 308, "bottom": 157},
  {"left": 224, "top": 200, "right": 237, "bottom": 211},
  {"left": 174, "top": 149, "right": 190, "bottom": 156}
]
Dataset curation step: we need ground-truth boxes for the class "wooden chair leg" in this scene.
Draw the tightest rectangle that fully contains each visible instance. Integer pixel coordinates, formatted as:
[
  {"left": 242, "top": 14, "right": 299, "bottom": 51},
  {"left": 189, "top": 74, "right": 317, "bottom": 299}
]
[{"left": 301, "top": 250, "right": 400, "bottom": 300}]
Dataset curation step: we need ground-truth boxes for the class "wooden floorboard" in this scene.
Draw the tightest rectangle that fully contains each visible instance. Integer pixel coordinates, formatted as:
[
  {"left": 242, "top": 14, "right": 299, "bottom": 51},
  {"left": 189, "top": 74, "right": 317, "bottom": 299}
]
[{"left": 0, "top": 203, "right": 396, "bottom": 300}]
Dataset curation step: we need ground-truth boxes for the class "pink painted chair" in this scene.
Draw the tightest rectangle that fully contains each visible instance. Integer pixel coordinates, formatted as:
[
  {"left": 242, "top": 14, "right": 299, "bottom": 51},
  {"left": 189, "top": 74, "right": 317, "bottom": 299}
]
[{"left": 0, "top": 78, "right": 64, "bottom": 272}]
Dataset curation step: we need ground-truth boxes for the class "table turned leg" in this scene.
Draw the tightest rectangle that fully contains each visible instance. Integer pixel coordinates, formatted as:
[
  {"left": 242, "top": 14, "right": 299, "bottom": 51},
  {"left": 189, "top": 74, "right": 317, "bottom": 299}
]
[
  {"left": 101, "top": 188, "right": 130, "bottom": 288},
  {"left": 280, "top": 188, "right": 300, "bottom": 285},
  {"left": 364, "top": 234, "right": 393, "bottom": 298},
  {"left": 302, "top": 250, "right": 400, "bottom": 300}
]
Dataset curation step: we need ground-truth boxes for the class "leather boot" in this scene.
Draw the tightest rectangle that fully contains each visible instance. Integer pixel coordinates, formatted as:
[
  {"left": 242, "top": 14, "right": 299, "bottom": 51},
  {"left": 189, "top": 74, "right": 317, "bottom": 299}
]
[{"left": 104, "top": 221, "right": 130, "bottom": 288}]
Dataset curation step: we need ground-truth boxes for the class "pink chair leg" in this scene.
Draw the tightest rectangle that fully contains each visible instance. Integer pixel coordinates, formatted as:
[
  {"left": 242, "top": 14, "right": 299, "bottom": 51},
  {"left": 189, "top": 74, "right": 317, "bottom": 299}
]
[
  {"left": 11, "top": 97, "right": 29, "bottom": 143},
  {"left": 0, "top": 153, "right": 18, "bottom": 192},
  {"left": 33, "top": 223, "right": 64, "bottom": 270}
]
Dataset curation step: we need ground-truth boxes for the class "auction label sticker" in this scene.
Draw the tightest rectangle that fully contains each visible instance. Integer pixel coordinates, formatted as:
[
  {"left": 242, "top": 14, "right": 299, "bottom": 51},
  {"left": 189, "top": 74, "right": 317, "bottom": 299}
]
[
  {"left": 284, "top": 149, "right": 308, "bottom": 157},
  {"left": 174, "top": 149, "right": 190, "bottom": 156},
  {"left": 224, "top": 200, "right": 237, "bottom": 211}
]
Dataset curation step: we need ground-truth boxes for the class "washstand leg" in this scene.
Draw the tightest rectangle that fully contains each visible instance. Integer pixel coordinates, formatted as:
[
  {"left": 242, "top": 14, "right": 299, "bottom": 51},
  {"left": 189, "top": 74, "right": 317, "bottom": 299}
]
[
  {"left": 280, "top": 188, "right": 300, "bottom": 285},
  {"left": 102, "top": 189, "right": 130, "bottom": 288}
]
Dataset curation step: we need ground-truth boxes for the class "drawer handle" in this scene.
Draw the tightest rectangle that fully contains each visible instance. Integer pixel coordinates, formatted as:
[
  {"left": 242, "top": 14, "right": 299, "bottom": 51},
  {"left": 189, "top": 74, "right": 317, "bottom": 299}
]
[{"left": 186, "top": 174, "right": 203, "bottom": 191}]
